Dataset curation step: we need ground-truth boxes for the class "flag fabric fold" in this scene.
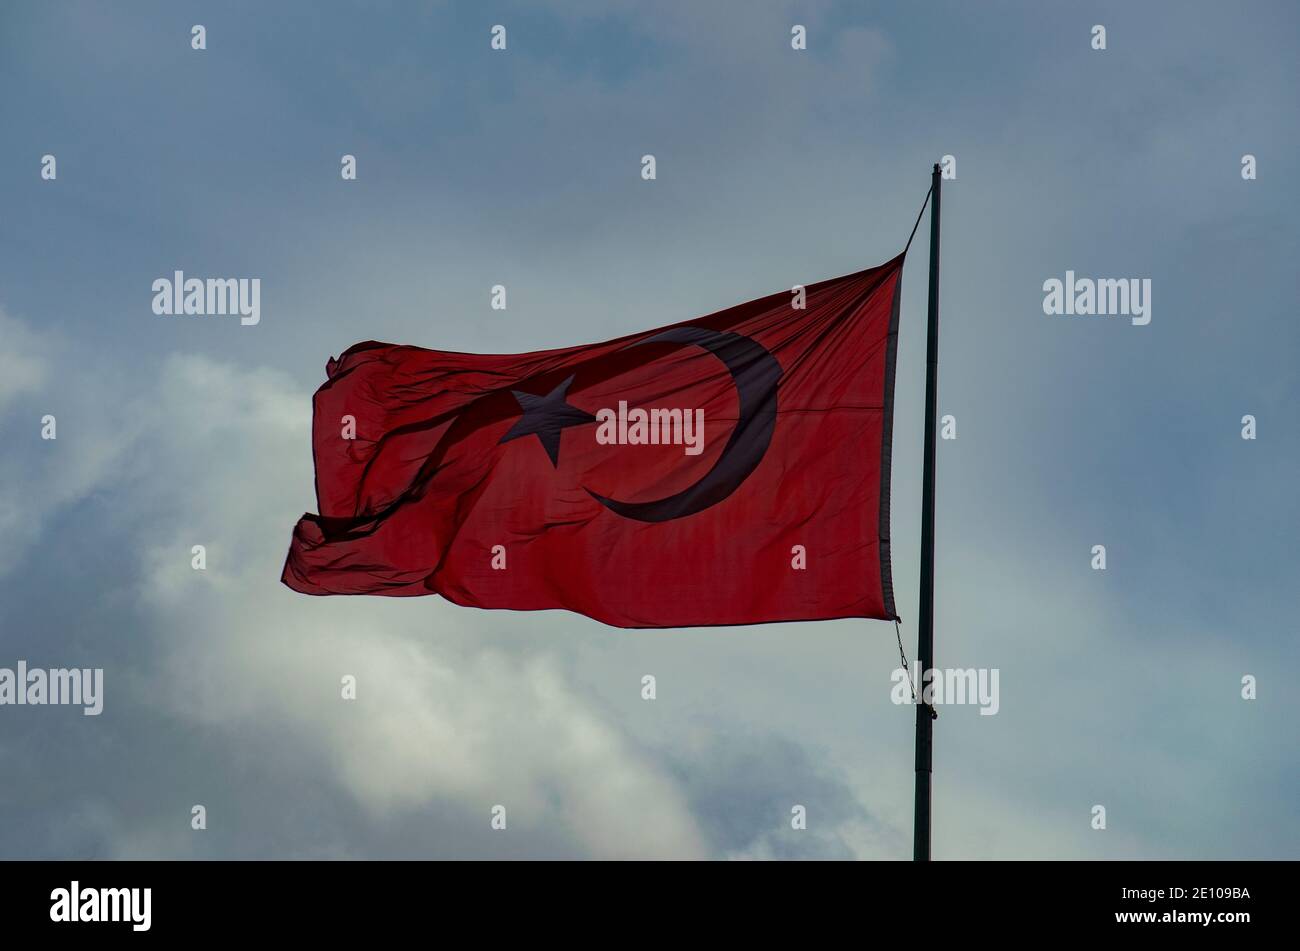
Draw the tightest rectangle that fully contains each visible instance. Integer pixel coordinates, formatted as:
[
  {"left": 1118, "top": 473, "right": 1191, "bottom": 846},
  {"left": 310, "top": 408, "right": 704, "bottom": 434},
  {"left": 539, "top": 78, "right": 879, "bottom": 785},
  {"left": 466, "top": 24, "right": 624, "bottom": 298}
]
[{"left": 283, "top": 254, "right": 905, "bottom": 628}]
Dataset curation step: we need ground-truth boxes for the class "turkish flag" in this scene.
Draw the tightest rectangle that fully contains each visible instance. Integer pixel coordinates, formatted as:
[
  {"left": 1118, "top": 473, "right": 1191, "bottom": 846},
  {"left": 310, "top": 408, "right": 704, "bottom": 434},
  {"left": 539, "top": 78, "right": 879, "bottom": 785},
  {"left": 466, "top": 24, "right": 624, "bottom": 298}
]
[{"left": 282, "top": 254, "right": 905, "bottom": 627}]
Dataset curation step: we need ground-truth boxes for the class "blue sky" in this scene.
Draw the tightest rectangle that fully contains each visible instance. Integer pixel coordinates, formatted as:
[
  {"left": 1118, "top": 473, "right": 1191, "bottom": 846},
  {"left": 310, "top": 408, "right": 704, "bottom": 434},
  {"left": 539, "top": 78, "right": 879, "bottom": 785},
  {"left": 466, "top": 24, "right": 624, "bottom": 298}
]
[{"left": 0, "top": 0, "right": 1296, "bottom": 858}]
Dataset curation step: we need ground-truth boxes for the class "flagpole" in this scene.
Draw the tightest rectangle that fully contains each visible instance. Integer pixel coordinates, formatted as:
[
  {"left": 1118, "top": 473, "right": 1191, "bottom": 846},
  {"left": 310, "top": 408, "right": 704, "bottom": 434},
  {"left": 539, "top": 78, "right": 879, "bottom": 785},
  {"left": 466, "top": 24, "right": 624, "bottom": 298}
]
[{"left": 913, "top": 162, "right": 942, "bottom": 861}]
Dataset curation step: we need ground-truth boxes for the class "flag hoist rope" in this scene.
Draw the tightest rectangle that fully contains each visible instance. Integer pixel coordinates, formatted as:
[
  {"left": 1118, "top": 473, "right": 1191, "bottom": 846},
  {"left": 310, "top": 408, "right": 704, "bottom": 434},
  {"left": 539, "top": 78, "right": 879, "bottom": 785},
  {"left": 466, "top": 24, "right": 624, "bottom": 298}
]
[
  {"left": 893, "top": 618, "right": 918, "bottom": 704},
  {"left": 893, "top": 182, "right": 935, "bottom": 709},
  {"left": 904, "top": 185, "right": 933, "bottom": 256},
  {"left": 891, "top": 181, "right": 937, "bottom": 712}
]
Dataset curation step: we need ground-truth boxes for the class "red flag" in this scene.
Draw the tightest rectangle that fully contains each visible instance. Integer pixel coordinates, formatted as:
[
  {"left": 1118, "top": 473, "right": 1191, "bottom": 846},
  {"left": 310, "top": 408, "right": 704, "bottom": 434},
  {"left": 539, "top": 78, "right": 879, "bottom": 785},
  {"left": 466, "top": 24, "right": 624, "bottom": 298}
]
[{"left": 282, "top": 254, "right": 905, "bottom": 628}]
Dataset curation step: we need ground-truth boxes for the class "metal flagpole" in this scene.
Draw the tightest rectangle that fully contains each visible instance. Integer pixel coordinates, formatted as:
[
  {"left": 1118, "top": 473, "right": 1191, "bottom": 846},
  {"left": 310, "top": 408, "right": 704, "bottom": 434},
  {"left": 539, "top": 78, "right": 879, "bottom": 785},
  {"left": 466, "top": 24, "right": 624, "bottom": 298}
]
[{"left": 913, "top": 162, "right": 942, "bottom": 861}]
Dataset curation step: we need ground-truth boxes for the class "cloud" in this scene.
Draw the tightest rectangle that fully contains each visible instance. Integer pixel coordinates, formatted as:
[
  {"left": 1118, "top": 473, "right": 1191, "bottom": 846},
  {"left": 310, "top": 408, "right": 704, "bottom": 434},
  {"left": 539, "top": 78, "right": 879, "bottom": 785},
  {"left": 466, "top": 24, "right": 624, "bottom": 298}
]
[
  {"left": 12, "top": 341, "right": 709, "bottom": 858},
  {"left": 0, "top": 307, "right": 147, "bottom": 575},
  {"left": 0, "top": 307, "right": 48, "bottom": 411},
  {"left": 669, "top": 728, "right": 897, "bottom": 859}
]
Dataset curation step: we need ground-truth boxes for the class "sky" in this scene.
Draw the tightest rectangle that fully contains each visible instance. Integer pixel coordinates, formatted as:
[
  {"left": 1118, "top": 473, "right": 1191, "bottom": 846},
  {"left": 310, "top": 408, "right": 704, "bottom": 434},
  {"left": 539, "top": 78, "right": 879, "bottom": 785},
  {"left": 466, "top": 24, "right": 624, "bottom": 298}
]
[{"left": 0, "top": 0, "right": 1296, "bottom": 859}]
